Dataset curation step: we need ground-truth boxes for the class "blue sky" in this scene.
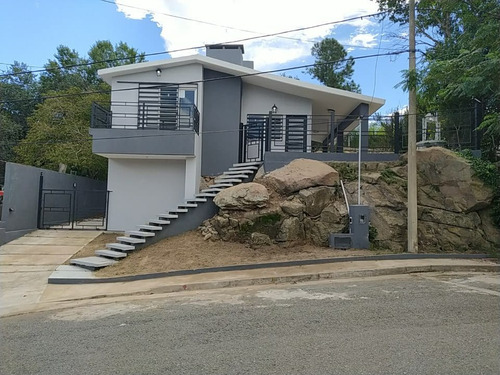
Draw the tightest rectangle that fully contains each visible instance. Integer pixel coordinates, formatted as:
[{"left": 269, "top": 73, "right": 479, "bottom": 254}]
[{"left": 0, "top": 0, "right": 410, "bottom": 114}]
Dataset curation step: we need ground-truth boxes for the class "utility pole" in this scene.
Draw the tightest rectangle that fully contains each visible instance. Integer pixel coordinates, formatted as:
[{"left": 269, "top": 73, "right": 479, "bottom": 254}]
[{"left": 407, "top": 0, "right": 418, "bottom": 253}]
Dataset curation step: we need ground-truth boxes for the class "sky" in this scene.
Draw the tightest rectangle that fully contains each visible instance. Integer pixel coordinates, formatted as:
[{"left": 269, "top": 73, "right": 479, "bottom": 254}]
[{"left": 0, "top": 0, "right": 410, "bottom": 114}]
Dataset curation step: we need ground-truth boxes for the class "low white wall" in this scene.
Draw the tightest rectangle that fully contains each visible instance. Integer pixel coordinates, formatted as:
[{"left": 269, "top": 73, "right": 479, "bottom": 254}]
[{"left": 107, "top": 158, "right": 186, "bottom": 231}]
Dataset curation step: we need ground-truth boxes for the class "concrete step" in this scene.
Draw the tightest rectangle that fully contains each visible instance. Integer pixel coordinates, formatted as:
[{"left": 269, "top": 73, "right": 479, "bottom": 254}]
[
  {"left": 138, "top": 224, "right": 164, "bottom": 231},
  {"left": 217, "top": 174, "right": 249, "bottom": 179},
  {"left": 201, "top": 187, "right": 224, "bottom": 193},
  {"left": 148, "top": 219, "right": 171, "bottom": 225},
  {"left": 214, "top": 178, "right": 243, "bottom": 184},
  {"left": 106, "top": 242, "right": 135, "bottom": 252},
  {"left": 117, "top": 236, "right": 146, "bottom": 244},
  {"left": 223, "top": 170, "right": 253, "bottom": 176},
  {"left": 187, "top": 197, "right": 208, "bottom": 203},
  {"left": 228, "top": 165, "right": 259, "bottom": 171},
  {"left": 158, "top": 213, "right": 178, "bottom": 219},
  {"left": 196, "top": 192, "right": 217, "bottom": 198},
  {"left": 178, "top": 203, "right": 198, "bottom": 208},
  {"left": 70, "top": 256, "right": 117, "bottom": 270},
  {"left": 208, "top": 183, "right": 233, "bottom": 188},
  {"left": 95, "top": 249, "right": 127, "bottom": 259},
  {"left": 127, "top": 230, "right": 155, "bottom": 238},
  {"left": 171, "top": 208, "right": 189, "bottom": 213},
  {"left": 232, "top": 161, "right": 263, "bottom": 167}
]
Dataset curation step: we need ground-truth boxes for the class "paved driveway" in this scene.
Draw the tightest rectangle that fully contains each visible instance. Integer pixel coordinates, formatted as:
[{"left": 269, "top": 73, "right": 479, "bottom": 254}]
[{"left": 0, "top": 230, "right": 101, "bottom": 316}]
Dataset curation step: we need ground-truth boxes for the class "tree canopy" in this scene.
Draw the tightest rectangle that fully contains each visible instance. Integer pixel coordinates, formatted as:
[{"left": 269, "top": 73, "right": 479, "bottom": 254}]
[
  {"left": 306, "top": 38, "right": 360, "bottom": 93},
  {"left": 0, "top": 40, "right": 145, "bottom": 176},
  {"left": 376, "top": 0, "right": 500, "bottom": 160}
]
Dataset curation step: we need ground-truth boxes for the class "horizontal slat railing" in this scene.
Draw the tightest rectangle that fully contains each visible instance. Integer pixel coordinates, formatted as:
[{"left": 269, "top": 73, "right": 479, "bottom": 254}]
[{"left": 91, "top": 102, "right": 200, "bottom": 134}]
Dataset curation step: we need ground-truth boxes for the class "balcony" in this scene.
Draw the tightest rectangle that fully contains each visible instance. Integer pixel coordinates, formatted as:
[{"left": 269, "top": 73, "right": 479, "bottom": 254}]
[
  {"left": 89, "top": 102, "right": 199, "bottom": 158},
  {"left": 91, "top": 101, "right": 199, "bottom": 133}
]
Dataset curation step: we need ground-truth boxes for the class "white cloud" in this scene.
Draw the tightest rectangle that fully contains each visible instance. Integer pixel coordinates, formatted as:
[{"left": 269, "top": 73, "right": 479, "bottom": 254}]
[{"left": 112, "top": 0, "right": 380, "bottom": 70}]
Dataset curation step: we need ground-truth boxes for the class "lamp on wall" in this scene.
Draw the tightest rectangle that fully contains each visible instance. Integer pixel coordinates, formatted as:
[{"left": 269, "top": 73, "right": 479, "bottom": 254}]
[
  {"left": 156, "top": 68, "right": 162, "bottom": 77},
  {"left": 271, "top": 104, "right": 278, "bottom": 114}
]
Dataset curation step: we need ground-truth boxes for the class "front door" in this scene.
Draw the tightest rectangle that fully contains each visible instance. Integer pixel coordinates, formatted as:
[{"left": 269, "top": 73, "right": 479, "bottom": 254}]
[{"left": 285, "top": 115, "right": 307, "bottom": 152}]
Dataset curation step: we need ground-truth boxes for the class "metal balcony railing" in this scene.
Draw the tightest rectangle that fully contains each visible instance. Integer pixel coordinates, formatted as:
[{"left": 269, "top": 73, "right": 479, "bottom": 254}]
[{"left": 91, "top": 101, "right": 200, "bottom": 134}]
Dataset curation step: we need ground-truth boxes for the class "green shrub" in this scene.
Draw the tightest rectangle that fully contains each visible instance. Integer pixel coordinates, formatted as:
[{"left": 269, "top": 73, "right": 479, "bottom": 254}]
[{"left": 457, "top": 150, "right": 500, "bottom": 226}]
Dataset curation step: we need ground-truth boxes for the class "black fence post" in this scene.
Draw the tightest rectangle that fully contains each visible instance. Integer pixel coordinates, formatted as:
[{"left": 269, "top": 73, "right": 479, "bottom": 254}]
[
  {"left": 265, "top": 111, "right": 272, "bottom": 152},
  {"left": 71, "top": 182, "right": 77, "bottom": 230},
  {"left": 329, "top": 110, "right": 336, "bottom": 153},
  {"left": 37, "top": 172, "right": 44, "bottom": 229},
  {"left": 238, "top": 122, "right": 244, "bottom": 163},
  {"left": 394, "top": 111, "right": 401, "bottom": 154}
]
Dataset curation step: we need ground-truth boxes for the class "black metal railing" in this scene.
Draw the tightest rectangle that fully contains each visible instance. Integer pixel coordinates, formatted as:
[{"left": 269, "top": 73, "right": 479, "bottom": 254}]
[
  {"left": 239, "top": 112, "right": 480, "bottom": 163},
  {"left": 91, "top": 101, "right": 200, "bottom": 134}
]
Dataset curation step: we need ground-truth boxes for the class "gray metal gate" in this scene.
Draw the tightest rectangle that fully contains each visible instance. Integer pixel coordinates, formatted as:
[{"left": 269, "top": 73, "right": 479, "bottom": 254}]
[{"left": 38, "top": 182, "right": 109, "bottom": 230}]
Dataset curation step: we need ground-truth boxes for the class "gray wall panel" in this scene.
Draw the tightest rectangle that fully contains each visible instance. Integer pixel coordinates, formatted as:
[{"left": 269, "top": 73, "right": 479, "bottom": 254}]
[
  {"left": 201, "top": 69, "right": 242, "bottom": 176},
  {"left": 90, "top": 129, "right": 195, "bottom": 156},
  {"left": 0, "top": 163, "right": 106, "bottom": 245}
]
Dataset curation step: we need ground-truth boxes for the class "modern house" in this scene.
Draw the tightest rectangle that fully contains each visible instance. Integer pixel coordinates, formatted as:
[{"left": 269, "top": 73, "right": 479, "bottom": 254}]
[{"left": 89, "top": 44, "right": 386, "bottom": 232}]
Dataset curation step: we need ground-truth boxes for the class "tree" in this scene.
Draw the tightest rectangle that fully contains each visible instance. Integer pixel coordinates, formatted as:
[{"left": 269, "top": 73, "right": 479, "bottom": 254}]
[
  {"left": 15, "top": 89, "right": 109, "bottom": 180},
  {"left": 2, "top": 40, "right": 146, "bottom": 176},
  {"left": 306, "top": 38, "right": 360, "bottom": 93},
  {"left": 0, "top": 61, "right": 40, "bottom": 161},
  {"left": 39, "top": 40, "right": 146, "bottom": 93},
  {"left": 376, "top": 0, "right": 500, "bottom": 160}
]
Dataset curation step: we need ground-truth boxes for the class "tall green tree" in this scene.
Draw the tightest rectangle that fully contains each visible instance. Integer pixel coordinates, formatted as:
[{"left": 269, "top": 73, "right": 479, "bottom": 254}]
[
  {"left": 1, "top": 40, "right": 145, "bottom": 175},
  {"left": 306, "top": 38, "right": 360, "bottom": 93},
  {"left": 0, "top": 61, "right": 40, "bottom": 161},
  {"left": 15, "top": 89, "right": 109, "bottom": 180},
  {"left": 39, "top": 40, "right": 146, "bottom": 93},
  {"left": 376, "top": 0, "right": 500, "bottom": 160}
]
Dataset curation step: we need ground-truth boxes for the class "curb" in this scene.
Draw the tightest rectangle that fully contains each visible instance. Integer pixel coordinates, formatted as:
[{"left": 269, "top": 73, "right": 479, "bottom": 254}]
[
  {"left": 48, "top": 253, "right": 496, "bottom": 285},
  {"left": 50, "top": 263, "right": 500, "bottom": 304}
]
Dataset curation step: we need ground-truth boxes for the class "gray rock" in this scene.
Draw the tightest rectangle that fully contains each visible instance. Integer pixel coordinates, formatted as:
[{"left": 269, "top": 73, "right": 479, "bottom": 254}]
[
  {"left": 264, "top": 158, "right": 339, "bottom": 195},
  {"left": 298, "top": 186, "right": 335, "bottom": 217},
  {"left": 214, "top": 182, "right": 269, "bottom": 211},
  {"left": 276, "top": 217, "right": 304, "bottom": 242},
  {"left": 280, "top": 198, "right": 304, "bottom": 217},
  {"left": 250, "top": 232, "right": 273, "bottom": 248}
]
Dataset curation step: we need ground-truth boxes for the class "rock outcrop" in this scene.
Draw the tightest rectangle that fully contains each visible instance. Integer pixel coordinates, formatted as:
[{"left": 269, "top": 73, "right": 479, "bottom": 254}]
[
  {"left": 213, "top": 182, "right": 269, "bottom": 211},
  {"left": 263, "top": 158, "right": 339, "bottom": 195},
  {"left": 200, "top": 148, "right": 500, "bottom": 252}
]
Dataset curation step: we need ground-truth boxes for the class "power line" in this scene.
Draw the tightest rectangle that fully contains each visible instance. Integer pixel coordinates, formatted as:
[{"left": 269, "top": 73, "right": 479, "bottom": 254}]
[
  {"left": 101, "top": 0, "right": 317, "bottom": 43},
  {"left": 0, "top": 10, "right": 388, "bottom": 79},
  {"left": 0, "top": 49, "right": 408, "bottom": 105}
]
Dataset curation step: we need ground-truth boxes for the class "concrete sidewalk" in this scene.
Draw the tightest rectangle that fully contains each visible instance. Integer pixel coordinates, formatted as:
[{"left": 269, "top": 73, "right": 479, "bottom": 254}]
[
  {"left": 0, "top": 229, "right": 498, "bottom": 318},
  {"left": 0, "top": 230, "right": 102, "bottom": 317},
  {"left": 1, "top": 230, "right": 499, "bottom": 318}
]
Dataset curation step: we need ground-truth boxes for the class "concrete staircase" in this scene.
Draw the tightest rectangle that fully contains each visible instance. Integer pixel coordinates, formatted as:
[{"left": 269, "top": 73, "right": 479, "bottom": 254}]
[{"left": 66, "top": 162, "right": 262, "bottom": 272}]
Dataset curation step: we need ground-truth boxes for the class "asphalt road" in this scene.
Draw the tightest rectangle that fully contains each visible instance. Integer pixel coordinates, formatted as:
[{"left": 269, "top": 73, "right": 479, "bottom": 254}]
[{"left": 1, "top": 272, "right": 499, "bottom": 375}]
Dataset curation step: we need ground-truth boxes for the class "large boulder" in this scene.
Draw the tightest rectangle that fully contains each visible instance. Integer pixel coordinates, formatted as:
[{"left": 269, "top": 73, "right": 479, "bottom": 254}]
[
  {"left": 276, "top": 217, "right": 304, "bottom": 243},
  {"left": 214, "top": 182, "right": 269, "bottom": 211},
  {"left": 263, "top": 159, "right": 339, "bottom": 195},
  {"left": 417, "top": 147, "right": 493, "bottom": 212},
  {"left": 298, "top": 186, "right": 335, "bottom": 217}
]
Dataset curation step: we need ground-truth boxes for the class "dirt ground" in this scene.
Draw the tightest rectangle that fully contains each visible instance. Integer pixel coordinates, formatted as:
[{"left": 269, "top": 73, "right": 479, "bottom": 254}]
[{"left": 69, "top": 230, "right": 383, "bottom": 277}]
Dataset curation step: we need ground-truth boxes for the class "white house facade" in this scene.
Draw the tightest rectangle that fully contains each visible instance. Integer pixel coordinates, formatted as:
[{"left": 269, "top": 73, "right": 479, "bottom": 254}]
[{"left": 89, "top": 44, "right": 386, "bottom": 231}]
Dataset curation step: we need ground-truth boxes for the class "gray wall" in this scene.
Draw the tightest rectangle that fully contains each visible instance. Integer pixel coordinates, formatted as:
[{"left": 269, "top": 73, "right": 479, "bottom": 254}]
[
  {"left": 0, "top": 162, "right": 107, "bottom": 245},
  {"left": 90, "top": 129, "right": 195, "bottom": 156},
  {"left": 201, "top": 69, "right": 242, "bottom": 176}
]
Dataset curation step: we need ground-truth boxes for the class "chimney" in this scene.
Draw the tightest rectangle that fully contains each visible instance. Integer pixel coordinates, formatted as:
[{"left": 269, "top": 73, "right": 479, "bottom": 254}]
[{"left": 205, "top": 44, "right": 253, "bottom": 68}]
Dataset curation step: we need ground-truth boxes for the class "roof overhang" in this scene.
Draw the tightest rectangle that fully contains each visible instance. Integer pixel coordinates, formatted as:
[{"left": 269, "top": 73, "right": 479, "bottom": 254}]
[{"left": 98, "top": 55, "right": 385, "bottom": 118}]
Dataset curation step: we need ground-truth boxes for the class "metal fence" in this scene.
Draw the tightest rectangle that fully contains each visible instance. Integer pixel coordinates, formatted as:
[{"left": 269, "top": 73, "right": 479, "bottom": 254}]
[{"left": 91, "top": 101, "right": 200, "bottom": 134}]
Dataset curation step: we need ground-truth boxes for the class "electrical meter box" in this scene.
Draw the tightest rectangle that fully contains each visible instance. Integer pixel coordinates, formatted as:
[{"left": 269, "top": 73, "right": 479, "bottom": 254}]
[{"left": 349, "top": 205, "right": 371, "bottom": 249}]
